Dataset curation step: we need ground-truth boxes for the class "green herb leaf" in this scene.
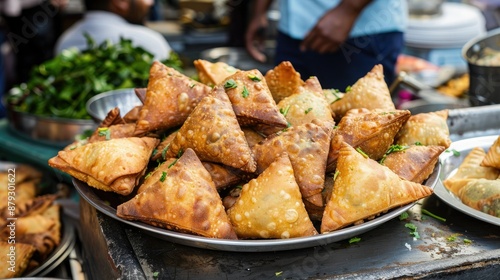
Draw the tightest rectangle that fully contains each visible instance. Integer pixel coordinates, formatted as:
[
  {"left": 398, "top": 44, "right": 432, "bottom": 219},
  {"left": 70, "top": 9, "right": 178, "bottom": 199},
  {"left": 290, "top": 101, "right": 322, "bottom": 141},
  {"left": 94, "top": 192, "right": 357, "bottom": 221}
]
[
  {"left": 345, "top": 85, "right": 352, "bottom": 93},
  {"left": 97, "top": 127, "right": 111, "bottom": 140},
  {"left": 159, "top": 171, "right": 167, "bottom": 182},
  {"left": 275, "top": 271, "right": 283, "bottom": 276},
  {"left": 280, "top": 105, "right": 291, "bottom": 117},
  {"left": 333, "top": 170, "right": 340, "bottom": 181},
  {"left": 153, "top": 271, "right": 159, "bottom": 278},
  {"left": 355, "top": 147, "right": 369, "bottom": 158},
  {"left": 248, "top": 74, "right": 261, "bottom": 82},
  {"left": 168, "top": 158, "right": 178, "bottom": 168},
  {"left": 305, "top": 107, "right": 313, "bottom": 114},
  {"left": 349, "top": 237, "right": 361, "bottom": 244},
  {"left": 421, "top": 209, "right": 446, "bottom": 222},
  {"left": 399, "top": 212, "right": 409, "bottom": 220},
  {"left": 224, "top": 79, "right": 237, "bottom": 89},
  {"left": 242, "top": 86, "right": 249, "bottom": 98},
  {"left": 463, "top": 238, "right": 472, "bottom": 244}
]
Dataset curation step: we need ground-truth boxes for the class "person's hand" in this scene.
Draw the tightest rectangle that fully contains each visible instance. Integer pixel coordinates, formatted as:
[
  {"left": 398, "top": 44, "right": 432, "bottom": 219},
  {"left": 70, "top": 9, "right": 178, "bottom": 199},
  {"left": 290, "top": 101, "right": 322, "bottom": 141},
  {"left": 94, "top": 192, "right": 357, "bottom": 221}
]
[
  {"left": 50, "top": 0, "right": 68, "bottom": 9},
  {"left": 300, "top": 2, "right": 365, "bottom": 53},
  {"left": 245, "top": 13, "right": 268, "bottom": 63}
]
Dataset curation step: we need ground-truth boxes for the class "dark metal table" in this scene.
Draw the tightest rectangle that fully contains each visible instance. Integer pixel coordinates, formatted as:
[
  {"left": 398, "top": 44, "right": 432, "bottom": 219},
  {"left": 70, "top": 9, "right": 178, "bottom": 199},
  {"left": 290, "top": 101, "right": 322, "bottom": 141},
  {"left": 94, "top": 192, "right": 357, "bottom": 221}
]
[{"left": 78, "top": 105, "right": 500, "bottom": 280}]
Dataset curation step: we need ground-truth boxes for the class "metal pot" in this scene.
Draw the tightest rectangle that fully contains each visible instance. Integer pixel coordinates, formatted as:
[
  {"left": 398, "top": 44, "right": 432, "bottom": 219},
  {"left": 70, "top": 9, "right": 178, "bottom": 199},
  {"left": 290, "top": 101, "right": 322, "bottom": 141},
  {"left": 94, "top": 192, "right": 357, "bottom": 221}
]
[
  {"left": 462, "top": 27, "right": 500, "bottom": 106},
  {"left": 408, "top": 0, "right": 445, "bottom": 17}
]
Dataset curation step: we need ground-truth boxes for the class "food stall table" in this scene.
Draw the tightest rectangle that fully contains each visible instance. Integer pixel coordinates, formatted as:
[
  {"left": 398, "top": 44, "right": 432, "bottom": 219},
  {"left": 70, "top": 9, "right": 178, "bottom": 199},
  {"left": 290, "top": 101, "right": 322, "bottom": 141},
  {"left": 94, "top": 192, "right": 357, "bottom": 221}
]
[{"left": 77, "top": 105, "right": 500, "bottom": 279}]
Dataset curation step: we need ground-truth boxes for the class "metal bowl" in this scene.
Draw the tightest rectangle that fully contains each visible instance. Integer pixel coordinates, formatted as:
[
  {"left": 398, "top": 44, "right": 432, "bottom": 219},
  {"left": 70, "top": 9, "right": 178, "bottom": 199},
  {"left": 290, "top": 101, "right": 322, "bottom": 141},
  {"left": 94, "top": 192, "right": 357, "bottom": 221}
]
[
  {"left": 86, "top": 88, "right": 142, "bottom": 123},
  {"left": 200, "top": 47, "right": 275, "bottom": 74},
  {"left": 7, "top": 109, "right": 96, "bottom": 147}
]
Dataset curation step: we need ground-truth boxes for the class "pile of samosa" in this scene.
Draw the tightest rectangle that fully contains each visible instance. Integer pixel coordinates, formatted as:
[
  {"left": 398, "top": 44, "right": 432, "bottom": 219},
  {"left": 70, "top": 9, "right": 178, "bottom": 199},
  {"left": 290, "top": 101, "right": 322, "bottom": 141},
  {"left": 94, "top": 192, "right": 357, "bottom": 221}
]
[{"left": 49, "top": 60, "right": 452, "bottom": 240}]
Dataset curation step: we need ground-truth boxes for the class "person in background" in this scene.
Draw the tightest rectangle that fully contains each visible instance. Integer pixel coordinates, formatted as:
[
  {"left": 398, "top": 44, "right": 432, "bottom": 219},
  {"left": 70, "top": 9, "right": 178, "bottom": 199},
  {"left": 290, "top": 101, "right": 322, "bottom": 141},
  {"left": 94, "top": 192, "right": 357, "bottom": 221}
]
[
  {"left": 245, "top": 0, "right": 407, "bottom": 90},
  {"left": 55, "top": 0, "right": 172, "bottom": 61}
]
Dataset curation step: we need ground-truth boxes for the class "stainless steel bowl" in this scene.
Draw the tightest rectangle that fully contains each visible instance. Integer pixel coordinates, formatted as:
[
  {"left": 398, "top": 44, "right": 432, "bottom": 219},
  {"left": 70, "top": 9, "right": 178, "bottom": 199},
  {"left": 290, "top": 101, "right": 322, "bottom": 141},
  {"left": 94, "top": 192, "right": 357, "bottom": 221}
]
[
  {"left": 7, "top": 109, "right": 96, "bottom": 147},
  {"left": 86, "top": 88, "right": 142, "bottom": 123},
  {"left": 200, "top": 46, "right": 275, "bottom": 74}
]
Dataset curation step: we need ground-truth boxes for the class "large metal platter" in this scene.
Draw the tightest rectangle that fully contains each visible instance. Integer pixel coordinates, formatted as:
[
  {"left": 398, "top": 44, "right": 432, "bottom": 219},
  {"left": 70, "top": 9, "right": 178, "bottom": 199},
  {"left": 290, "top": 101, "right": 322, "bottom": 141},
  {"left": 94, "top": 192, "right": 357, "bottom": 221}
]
[
  {"left": 73, "top": 162, "right": 440, "bottom": 252},
  {"left": 436, "top": 135, "right": 500, "bottom": 226}
]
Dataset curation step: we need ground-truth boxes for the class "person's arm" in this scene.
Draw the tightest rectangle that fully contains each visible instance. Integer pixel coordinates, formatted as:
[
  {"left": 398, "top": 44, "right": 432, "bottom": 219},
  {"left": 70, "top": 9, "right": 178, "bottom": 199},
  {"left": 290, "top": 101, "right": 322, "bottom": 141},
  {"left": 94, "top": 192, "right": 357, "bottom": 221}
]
[
  {"left": 301, "top": 0, "right": 373, "bottom": 53},
  {"left": 245, "top": 0, "right": 274, "bottom": 62}
]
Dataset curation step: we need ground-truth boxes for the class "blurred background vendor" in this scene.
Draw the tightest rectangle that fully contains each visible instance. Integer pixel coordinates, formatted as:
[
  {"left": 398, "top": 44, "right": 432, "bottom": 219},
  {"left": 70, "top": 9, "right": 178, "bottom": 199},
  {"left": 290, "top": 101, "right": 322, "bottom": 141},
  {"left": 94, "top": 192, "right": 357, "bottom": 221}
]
[{"left": 246, "top": 0, "right": 407, "bottom": 90}]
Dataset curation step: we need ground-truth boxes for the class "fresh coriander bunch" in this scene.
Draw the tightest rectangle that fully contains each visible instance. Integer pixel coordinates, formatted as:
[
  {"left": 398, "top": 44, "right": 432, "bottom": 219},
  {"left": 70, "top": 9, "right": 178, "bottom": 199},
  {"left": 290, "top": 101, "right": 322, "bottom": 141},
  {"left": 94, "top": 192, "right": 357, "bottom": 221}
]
[{"left": 7, "top": 34, "right": 182, "bottom": 119}]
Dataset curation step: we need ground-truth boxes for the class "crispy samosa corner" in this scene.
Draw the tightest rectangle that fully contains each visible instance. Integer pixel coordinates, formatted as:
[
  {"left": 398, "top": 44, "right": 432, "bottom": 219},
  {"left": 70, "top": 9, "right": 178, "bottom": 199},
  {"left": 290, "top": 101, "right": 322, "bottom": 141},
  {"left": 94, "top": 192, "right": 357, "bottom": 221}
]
[
  {"left": 48, "top": 137, "right": 159, "bottom": 195},
  {"left": 117, "top": 148, "right": 238, "bottom": 239},
  {"left": 321, "top": 142, "right": 433, "bottom": 233},
  {"left": 227, "top": 154, "right": 318, "bottom": 239}
]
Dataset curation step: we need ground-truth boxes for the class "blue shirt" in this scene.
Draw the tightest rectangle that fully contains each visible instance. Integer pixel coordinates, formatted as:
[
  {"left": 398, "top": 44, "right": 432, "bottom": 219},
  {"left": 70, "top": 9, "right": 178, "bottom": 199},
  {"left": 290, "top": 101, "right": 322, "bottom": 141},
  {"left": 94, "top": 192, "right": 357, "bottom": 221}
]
[{"left": 278, "top": 0, "right": 408, "bottom": 39}]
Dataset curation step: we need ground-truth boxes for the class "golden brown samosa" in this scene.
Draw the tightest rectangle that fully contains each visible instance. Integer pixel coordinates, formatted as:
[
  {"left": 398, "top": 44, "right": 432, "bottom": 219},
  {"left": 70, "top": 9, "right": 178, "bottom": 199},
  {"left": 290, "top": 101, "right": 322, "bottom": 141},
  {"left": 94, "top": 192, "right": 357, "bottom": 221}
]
[
  {"left": 216, "top": 69, "right": 288, "bottom": 128},
  {"left": 265, "top": 61, "right": 304, "bottom": 103},
  {"left": 48, "top": 137, "right": 159, "bottom": 195},
  {"left": 321, "top": 142, "right": 433, "bottom": 233},
  {"left": 252, "top": 120, "right": 332, "bottom": 207},
  {"left": 443, "top": 147, "right": 500, "bottom": 196},
  {"left": 329, "top": 64, "right": 395, "bottom": 121},
  {"left": 381, "top": 144, "right": 445, "bottom": 184},
  {"left": 458, "top": 179, "right": 500, "bottom": 217},
  {"left": 134, "top": 61, "right": 211, "bottom": 136},
  {"left": 166, "top": 89, "right": 256, "bottom": 173},
  {"left": 481, "top": 135, "right": 500, "bottom": 169},
  {"left": 227, "top": 154, "right": 318, "bottom": 239},
  {"left": 395, "top": 110, "right": 451, "bottom": 148},
  {"left": 117, "top": 148, "right": 238, "bottom": 239},
  {"left": 193, "top": 59, "right": 238, "bottom": 87},
  {"left": 326, "top": 108, "right": 411, "bottom": 172},
  {"left": 277, "top": 85, "right": 334, "bottom": 127}
]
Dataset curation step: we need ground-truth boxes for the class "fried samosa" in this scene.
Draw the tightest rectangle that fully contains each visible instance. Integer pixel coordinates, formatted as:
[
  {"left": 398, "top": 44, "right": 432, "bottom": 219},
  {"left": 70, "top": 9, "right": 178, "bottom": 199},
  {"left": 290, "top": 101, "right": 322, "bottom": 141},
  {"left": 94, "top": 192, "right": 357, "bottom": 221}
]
[
  {"left": 443, "top": 147, "right": 500, "bottom": 196},
  {"left": 252, "top": 120, "right": 332, "bottom": 207},
  {"left": 481, "top": 135, "right": 500, "bottom": 169},
  {"left": 395, "top": 110, "right": 451, "bottom": 148},
  {"left": 117, "top": 148, "right": 238, "bottom": 239},
  {"left": 381, "top": 145, "right": 445, "bottom": 184},
  {"left": 166, "top": 89, "right": 256, "bottom": 173},
  {"left": 150, "top": 130, "right": 178, "bottom": 162},
  {"left": 88, "top": 123, "right": 136, "bottom": 143},
  {"left": 265, "top": 61, "right": 305, "bottom": 103},
  {"left": 134, "top": 61, "right": 211, "bottom": 136},
  {"left": 329, "top": 64, "right": 395, "bottom": 121},
  {"left": 227, "top": 154, "right": 318, "bottom": 239},
  {"left": 0, "top": 241, "right": 35, "bottom": 278},
  {"left": 48, "top": 137, "right": 159, "bottom": 195},
  {"left": 326, "top": 108, "right": 411, "bottom": 172},
  {"left": 193, "top": 59, "right": 238, "bottom": 87},
  {"left": 458, "top": 179, "right": 500, "bottom": 217},
  {"left": 216, "top": 69, "right": 288, "bottom": 128},
  {"left": 321, "top": 142, "right": 433, "bottom": 233},
  {"left": 277, "top": 84, "right": 334, "bottom": 127}
]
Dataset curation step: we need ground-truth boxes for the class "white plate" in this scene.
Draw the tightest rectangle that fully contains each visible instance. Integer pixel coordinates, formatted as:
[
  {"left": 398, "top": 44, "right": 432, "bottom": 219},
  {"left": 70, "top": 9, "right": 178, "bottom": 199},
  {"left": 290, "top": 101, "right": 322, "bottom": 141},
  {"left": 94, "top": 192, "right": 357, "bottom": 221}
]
[
  {"left": 73, "top": 163, "right": 440, "bottom": 252},
  {"left": 435, "top": 135, "right": 500, "bottom": 226}
]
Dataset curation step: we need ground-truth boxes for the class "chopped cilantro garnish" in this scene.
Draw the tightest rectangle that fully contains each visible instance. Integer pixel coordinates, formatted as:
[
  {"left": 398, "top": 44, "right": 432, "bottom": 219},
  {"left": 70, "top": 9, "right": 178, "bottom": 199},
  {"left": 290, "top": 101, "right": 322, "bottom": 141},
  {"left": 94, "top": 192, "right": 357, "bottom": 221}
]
[
  {"left": 177, "top": 148, "right": 184, "bottom": 158},
  {"left": 98, "top": 127, "right": 111, "bottom": 140},
  {"left": 280, "top": 105, "right": 290, "bottom": 117},
  {"left": 349, "top": 237, "right": 361, "bottom": 244},
  {"left": 355, "top": 147, "right": 369, "bottom": 158},
  {"left": 447, "top": 234, "right": 459, "bottom": 242},
  {"left": 305, "top": 107, "right": 313, "bottom": 114},
  {"left": 144, "top": 172, "right": 152, "bottom": 180},
  {"left": 248, "top": 74, "right": 261, "bottom": 82},
  {"left": 275, "top": 271, "right": 283, "bottom": 276},
  {"left": 405, "top": 223, "right": 420, "bottom": 239},
  {"left": 414, "top": 141, "right": 422, "bottom": 146},
  {"left": 463, "top": 238, "right": 472, "bottom": 244},
  {"left": 168, "top": 158, "right": 178, "bottom": 168},
  {"left": 189, "top": 83, "right": 195, "bottom": 88},
  {"left": 345, "top": 85, "right": 352, "bottom": 92},
  {"left": 421, "top": 209, "right": 446, "bottom": 222},
  {"left": 242, "top": 86, "right": 249, "bottom": 98},
  {"left": 333, "top": 170, "right": 340, "bottom": 181},
  {"left": 159, "top": 171, "right": 167, "bottom": 182},
  {"left": 153, "top": 271, "right": 159, "bottom": 278},
  {"left": 224, "top": 79, "right": 237, "bottom": 89},
  {"left": 399, "top": 211, "right": 409, "bottom": 220},
  {"left": 379, "top": 144, "right": 409, "bottom": 164},
  {"left": 161, "top": 144, "right": 170, "bottom": 160}
]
